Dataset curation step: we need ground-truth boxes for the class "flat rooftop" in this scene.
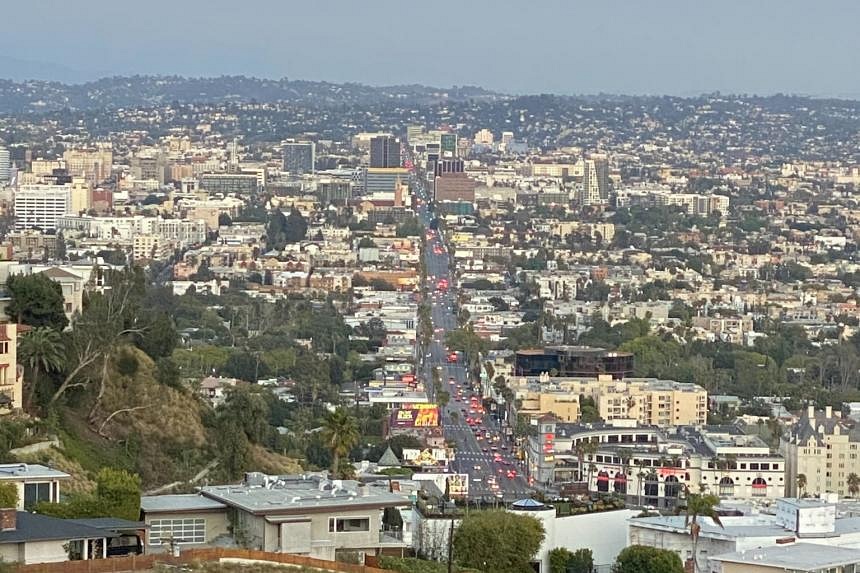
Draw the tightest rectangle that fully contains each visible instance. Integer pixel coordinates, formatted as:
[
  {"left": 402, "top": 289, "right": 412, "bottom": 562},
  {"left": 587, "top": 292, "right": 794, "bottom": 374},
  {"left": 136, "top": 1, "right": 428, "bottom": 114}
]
[
  {"left": 0, "top": 463, "right": 70, "bottom": 481},
  {"left": 711, "top": 542, "right": 860, "bottom": 570}
]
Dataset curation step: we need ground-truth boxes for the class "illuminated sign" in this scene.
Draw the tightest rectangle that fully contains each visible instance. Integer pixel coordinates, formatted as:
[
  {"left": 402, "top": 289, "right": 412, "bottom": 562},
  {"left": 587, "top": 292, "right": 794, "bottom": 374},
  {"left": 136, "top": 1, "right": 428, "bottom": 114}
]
[{"left": 390, "top": 406, "right": 440, "bottom": 428}]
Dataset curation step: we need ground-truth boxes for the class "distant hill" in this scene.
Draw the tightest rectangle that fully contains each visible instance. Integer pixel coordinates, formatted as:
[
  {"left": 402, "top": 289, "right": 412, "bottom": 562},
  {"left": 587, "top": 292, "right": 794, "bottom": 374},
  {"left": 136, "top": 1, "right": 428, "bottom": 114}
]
[{"left": 0, "top": 75, "right": 505, "bottom": 114}]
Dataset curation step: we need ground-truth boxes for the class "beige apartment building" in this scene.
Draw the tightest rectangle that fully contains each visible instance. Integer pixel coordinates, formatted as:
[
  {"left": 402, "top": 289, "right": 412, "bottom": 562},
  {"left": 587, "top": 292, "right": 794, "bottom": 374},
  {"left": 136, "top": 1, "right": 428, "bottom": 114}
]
[
  {"left": 0, "top": 323, "right": 22, "bottom": 411},
  {"left": 513, "top": 374, "right": 707, "bottom": 427},
  {"left": 62, "top": 148, "right": 113, "bottom": 183},
  {"left": 781, "top": 406, "right": 860, "bottom": 498}
]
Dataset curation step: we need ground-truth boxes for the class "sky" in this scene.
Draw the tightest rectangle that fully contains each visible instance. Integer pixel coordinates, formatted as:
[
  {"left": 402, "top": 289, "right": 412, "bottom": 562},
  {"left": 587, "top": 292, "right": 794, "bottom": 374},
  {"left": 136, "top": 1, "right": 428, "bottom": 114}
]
[{"left": 2, "top": 0, "right": 860, "bottom": 97}]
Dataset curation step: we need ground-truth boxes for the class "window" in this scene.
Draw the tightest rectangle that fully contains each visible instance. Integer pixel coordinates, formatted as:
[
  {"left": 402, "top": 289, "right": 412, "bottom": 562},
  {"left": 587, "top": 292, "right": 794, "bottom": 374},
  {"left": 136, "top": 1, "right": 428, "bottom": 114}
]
[
  {"left": 24, "top": 482, "right": 51, "bottom": 507},
  {"left": 329, "top": 517, "right": 370, "bottom": 533},
  {"left": 0, "top": 342, "right": 8, "bottom": 354},
  {"left": 149, "top": 518, "right": 206, "bottom": 544}
]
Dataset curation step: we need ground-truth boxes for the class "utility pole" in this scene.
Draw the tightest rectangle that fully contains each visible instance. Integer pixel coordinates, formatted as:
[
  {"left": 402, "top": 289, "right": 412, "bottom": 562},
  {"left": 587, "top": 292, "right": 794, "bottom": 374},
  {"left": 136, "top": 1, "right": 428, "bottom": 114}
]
[{"left": 446, "top": 515, "right": 454, "bottom": 573}]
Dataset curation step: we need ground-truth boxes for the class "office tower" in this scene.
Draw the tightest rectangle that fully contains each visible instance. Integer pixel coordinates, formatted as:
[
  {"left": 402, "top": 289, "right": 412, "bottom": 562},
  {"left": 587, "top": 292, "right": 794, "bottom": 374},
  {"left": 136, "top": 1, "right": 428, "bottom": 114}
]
[
  {"left": 0, "top": 146, "right": 10, "bottom": 184},
  {"left": 62, "top": 148, "right": 113, "bottom": 183},
  {"left": 282, "top": 141, "right": 316, "bottom": 175},
  {"left": 131, "top": 153, "right": 169, "bottom": 186},
  {"left": 594, "top": 155, "right": 610, "bottom": 201},
  {"left": 501, "top": 131, "right": 514, "bottom": 149},
  {"left": 579, "top": 160, "right": 602, "bottom": 206},
  {"left": 370, "top": 136, "right": 400, "bottom": 168},
  {"left": 440, "top": 133, "right": 457, "bottom": 158},
  {"left": 434, "top": 159, "right": 464, "bottom": 177},
  {"left": 14, "top": 184, "right": 73, "bottom": 230}
]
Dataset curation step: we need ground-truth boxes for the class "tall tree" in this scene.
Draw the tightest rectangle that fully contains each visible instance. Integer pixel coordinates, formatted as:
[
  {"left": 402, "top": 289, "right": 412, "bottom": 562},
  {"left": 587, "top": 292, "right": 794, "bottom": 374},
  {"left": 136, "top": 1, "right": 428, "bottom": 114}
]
[
  {"left": 18, "top": 327, "right": 64, "bottom": 411},
  {"left": 848, "top": 473, "right": 860, "bottom": 498},
  {"left": 453, "top": 510, "right": 544, "bottom": 573},
  {"left": 677, "top": 492, "right": 723, "bottom": 572},
  {"left": 6, "top": 274, "right": 68, "bottom": 331},
  {"left": 321, "top": 407, "right": 359, "bottom": 478}
]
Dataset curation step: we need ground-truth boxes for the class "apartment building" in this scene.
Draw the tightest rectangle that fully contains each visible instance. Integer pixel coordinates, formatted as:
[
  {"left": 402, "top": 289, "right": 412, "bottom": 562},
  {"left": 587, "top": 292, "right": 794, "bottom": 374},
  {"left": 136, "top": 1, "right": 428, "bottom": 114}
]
[
  {"left": 0, "top": 324, "right": 22, "bottom": 411},
  {"left": 511, "top": 374, "right": 708, "bottom": 427},
  {"left": 781, "top": 406, "right": 860, "bottom": 498}
]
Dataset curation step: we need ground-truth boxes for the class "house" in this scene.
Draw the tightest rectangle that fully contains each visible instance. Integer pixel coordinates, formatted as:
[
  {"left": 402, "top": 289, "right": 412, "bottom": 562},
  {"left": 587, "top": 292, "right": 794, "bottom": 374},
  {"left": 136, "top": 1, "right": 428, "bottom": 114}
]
[
  {"left": 140, "top": 494, "right": 230, "bottom": 551},
  {"left": 0, "top": 463, "right": 70, "bottom": 509},
  {"left": 0, "top": 509, "right": 117, "bottom": 564},
  {"left": 141, "top": 473, "right": 411, "bottom": 562}
]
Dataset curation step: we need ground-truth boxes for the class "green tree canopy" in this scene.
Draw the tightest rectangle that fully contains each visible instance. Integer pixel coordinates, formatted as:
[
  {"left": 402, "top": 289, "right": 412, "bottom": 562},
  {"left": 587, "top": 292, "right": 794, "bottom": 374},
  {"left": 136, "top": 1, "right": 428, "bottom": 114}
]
[
  {"left": 453, "top": 510, "right": 544, "bottom": 573},
  {"left": 613, "top": 545, "right": 684, "bottom": 573},
  {"left": 0, "top": 482, "right": 17, "bottom": 509},
  {"left": 7, "top": 273, "right": 68, "bottom": 330}
]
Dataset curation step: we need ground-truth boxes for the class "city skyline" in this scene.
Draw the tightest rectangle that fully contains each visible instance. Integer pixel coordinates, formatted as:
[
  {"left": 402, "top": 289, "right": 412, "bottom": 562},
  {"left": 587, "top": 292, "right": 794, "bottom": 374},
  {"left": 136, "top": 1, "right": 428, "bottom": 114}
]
[{"left": 3, "top": 0, "right": 860, "bottom": 97}]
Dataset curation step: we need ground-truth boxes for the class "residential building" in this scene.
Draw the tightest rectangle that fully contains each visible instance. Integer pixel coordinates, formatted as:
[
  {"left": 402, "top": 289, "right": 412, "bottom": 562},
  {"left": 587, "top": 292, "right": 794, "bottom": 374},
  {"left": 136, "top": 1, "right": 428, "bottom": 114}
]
[
  {"left": 782, "top": 406, "right": 860, "bottom": 498},
  {"left": 142, "top": 474, "right": 411, "bottom": 561},
  {"left": 0, "top": 463, "right": 70, "bottom": 508},
  {"left": 0, "top": 510, "right": 120, "bottom": 564},
  {"left": 198, "top": 173, "right": 258, "bottom": 195},
  {"left": 14, "top": 184, "right": 72, "bottom": 231},
  {"left": 0, "top": 324, "right": 22, "bottom": 411},
  {"left": 579, "top": 159, "right": 602, "bottom": 205},
  {"left": 62, "top": 148, "right": 113, "bottom": 183}
]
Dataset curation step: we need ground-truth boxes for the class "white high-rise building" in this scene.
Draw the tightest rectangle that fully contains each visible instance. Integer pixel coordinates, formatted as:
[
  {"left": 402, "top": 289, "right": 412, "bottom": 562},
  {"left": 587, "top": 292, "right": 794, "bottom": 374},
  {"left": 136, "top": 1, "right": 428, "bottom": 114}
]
[
  {"left": 0, "top": 146, "right": 10, "bottom": 184},
  {"left": 579, "top": 159, "right": 602, "bottom": 205},
  {"left": 14, "top": 184, "right": 73, "bottom": 231}
]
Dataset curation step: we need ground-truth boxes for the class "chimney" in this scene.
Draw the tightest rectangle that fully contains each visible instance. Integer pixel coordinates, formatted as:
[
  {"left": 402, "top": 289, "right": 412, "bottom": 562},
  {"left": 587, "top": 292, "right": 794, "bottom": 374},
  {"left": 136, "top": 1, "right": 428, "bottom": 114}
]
[
  {"left": 0, "top": 509, "right": 16, "bottom": 531},
  {"left": 808, "top": 405, "right": 815, "bottom": 419},
  {"left": 826, "top": 406, "right": 833, "bottom": 419}
]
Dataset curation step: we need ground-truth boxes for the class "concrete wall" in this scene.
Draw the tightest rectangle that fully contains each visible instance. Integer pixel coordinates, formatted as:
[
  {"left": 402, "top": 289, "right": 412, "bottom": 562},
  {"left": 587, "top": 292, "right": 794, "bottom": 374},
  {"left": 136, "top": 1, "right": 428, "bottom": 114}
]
[
  {"left": 22, "top": 540, "right": 70, "bottom": 564},
  {"left": 554, "top": 510, "right": 639, "bottom": 569}
]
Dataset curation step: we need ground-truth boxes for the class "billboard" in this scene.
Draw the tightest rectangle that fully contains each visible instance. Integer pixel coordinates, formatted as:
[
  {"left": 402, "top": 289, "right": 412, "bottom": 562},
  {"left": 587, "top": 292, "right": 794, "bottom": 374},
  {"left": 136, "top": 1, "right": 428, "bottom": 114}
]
[
  {"left": 403, "top": 448, "right": 449, "bottom": 466},
  {"left": 412, "top": 472, "right": 469, "bottom": 499},
  {"left": 390, "top": 405, "right": 440, "bottom": 428}
]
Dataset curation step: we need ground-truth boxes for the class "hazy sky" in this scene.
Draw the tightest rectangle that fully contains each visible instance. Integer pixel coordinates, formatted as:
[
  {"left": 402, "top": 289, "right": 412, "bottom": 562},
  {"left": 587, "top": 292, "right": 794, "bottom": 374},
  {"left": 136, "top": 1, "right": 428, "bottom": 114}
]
[{"left": 3, "top": 0, "right": 860, "bottom": 96}]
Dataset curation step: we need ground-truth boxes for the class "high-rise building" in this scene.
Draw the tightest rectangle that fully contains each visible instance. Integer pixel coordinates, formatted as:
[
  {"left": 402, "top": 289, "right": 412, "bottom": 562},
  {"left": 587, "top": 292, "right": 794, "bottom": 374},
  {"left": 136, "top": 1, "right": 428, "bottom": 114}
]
[
  {"left": 0, "top": 146, "right": 10, "bottom": 184},
  {"left": 594, "top": 155, "right": 610, "bottom": 201},
  {"left": 579, "top": 159, "right": 602, "bottom": 205},
  {"left": 370, "top": 136, "right": 400, "bottom": 168},
  {"left": 14, "top": 184, "right": 73, "bottom": 230},
  {"left": 62, "top": 148, "right": 113, "bottom": 183},
  {"left": 131, "top": 153, "right": 169, "bottom": 186},
  {"left": 282, "top": 142, "right": 315, "bottom": 175}
]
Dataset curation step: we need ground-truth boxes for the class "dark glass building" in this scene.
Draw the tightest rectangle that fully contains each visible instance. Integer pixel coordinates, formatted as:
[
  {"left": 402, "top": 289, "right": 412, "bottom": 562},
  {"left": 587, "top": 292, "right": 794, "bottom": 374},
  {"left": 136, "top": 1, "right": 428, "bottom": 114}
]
[
  {"left": 370, "top": 136, "right": 401, "bottom": 168},
  {"left": 515, "top": 346, "right": 634, "bottom": 379}
]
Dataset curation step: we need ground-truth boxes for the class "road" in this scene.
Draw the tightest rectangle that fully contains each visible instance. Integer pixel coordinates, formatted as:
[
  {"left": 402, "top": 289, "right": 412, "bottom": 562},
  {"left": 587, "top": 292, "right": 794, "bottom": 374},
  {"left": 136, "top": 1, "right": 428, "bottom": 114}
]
[{"left": 412, "top": 171, "right": 533, "bottom": 503}]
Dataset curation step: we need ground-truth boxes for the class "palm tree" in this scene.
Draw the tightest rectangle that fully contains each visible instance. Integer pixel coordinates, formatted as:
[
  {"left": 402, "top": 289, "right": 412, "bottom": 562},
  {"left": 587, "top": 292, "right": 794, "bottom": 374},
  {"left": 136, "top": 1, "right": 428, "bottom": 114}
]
[
  {"left": 18, "top": 327, "right": 64, "bottom": 412},
  {"left": 321, "top": 407, "right": 360, "bottom": 478},
  {"left": 796, "top": 473, "right": 807, "bottom": 497},
  {"left": 848, "top": 473, "right": 860, "bottom": 498},
  {"left": 677, "top": 490, "right": 723, "bottom": 573}
]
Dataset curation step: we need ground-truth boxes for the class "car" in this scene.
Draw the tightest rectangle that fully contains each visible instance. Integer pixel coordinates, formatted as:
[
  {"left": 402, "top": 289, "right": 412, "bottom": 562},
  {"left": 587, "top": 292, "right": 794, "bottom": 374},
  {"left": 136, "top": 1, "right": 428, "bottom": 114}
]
[
  {"left": 473, "top": 465, "right": 481, "bottom": 471},
  {"left": 482, "top": 447, "right": 489, "bottom": 453},
  {"left": 497, "top": 468, "right": 504, "bottom": 474}
]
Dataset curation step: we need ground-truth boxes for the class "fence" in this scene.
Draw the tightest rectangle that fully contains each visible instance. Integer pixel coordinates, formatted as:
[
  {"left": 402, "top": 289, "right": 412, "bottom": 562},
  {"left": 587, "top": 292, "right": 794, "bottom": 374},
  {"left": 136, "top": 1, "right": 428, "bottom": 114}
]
[{"left": 13, "top": 547, "right": 391, "bottom": 573}]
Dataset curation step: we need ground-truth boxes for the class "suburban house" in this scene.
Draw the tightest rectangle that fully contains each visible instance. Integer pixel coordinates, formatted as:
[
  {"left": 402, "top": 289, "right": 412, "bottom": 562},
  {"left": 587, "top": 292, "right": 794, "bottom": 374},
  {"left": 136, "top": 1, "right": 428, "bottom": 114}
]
[
  {"left": 0, "top": 464, "right": 70, "bottom": 509},
  {"left": 0, "top": 509, "right": 118, "bottom": 564},
  {"left": 141, "top": 473, "right": 411, "bottom": 561}
]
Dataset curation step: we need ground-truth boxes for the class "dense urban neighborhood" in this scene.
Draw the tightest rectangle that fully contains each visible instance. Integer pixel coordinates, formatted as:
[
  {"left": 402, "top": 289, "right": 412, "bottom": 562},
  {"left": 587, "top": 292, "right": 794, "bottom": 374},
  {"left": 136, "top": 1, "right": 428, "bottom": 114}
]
[{"left": 2, "top": 74, "right": 860, "bottom": 572}]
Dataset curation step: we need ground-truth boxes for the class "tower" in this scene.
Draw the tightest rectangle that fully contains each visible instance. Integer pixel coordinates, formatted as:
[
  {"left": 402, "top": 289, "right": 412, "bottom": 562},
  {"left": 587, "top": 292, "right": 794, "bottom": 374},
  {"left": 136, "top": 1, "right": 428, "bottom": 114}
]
[
  {"left": 579, "top": 160, "right": 601, "bottom": 206},
  {"left": 0, "top": 145, "right": 10, "bottom": 184},
  {"left": 370, "top": 136, "right": 400, "bottom": 168}
]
